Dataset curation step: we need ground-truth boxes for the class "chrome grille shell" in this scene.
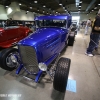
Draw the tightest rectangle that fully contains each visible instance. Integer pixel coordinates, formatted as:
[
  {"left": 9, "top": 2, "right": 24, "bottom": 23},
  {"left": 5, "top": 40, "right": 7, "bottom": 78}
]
[{"left": 19, "top": 45, "right": 39, "bottom": 73}]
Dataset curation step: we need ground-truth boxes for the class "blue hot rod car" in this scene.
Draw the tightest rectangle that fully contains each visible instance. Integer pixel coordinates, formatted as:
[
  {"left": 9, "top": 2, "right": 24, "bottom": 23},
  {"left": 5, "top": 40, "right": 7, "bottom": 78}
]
[{"left": 0, "top": 15, "right": 75, "bottom": 92}]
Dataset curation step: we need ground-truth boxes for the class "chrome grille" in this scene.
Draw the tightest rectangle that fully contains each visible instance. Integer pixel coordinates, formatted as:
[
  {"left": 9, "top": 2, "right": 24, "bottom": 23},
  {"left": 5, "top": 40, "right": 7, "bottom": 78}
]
[{"left": 19, "top": 45, "right": 39, "bottom": 73}]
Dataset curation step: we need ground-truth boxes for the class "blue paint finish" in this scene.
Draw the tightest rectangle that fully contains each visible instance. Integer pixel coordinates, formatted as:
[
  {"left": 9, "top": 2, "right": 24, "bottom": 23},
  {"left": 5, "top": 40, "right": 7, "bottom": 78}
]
[
  {"left": 18, "top": 27, "right": 68, "bottom": 64},
  {"left": 19, "top": 27, "right": 67, "bottom": 46},
  {"left": 66, "top": 79, "right": 76, "bottom": 93},
  {"left": 14, "top": 54, "right": 18, "bottom": 61},
  {"left": 16, "top": 15, "right": 72, "bottom": 82},
  {"left": 46, "top": 38, "right": 60, "bottom": 48},
  {"left": 16, "top": 64, "right": 23, "bottom": 74},
  {"left": 35, "top": 70, "right": 43, "bottom": 82},
  {"left": 35, "top": 15, "right": 72, "bottom": 20},
  {"left": 44, "top": 53, "right": 58, "bottom": 66}
]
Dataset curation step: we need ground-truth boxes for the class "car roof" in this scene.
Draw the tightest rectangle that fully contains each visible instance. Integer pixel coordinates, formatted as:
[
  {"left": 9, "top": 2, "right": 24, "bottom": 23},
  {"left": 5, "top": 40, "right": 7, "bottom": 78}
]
[{"left": 34, "top": 15, "right": 72, "bottom": 20}]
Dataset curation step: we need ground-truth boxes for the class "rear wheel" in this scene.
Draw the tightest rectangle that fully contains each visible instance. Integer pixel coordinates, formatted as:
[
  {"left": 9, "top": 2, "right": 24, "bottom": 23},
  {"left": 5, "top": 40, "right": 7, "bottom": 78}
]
[
  {"left": 0, "top": 48, "right": 19, "bottom": 71},
  {"left": 53, "top": 57, "right": 71, "bottom": 93},
  {"left": 68, "top": 35, "right": 75, "bottom": 46}
]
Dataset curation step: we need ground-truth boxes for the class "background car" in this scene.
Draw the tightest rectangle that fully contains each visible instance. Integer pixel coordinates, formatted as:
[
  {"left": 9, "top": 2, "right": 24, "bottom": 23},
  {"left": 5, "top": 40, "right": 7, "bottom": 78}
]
[
  {"left": 67, "top": 23, "right": 78, "bottom": 46},
  {"left": 0, "top": 22, "right": 32, "bottom": 48},
  {"left": 71, "top": 23, "right": 78, "bottom": 34}
]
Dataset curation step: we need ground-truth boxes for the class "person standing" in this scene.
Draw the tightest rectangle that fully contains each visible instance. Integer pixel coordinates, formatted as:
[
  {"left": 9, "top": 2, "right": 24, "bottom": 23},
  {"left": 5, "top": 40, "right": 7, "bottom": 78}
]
[
  {"left": 85, "top": 9, "right": 100, "bottom": 56},
  {"left": 85, "top": 19, "right": 91, "bottom": 35},
  {"left": 6, "top": 19, "right": 10, "bottom": 26}
]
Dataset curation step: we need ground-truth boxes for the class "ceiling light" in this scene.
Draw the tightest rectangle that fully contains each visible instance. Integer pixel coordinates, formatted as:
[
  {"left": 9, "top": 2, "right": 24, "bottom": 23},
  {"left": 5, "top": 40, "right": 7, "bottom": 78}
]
[
  {"left": 49, "top": 8, "right": 51, "bottom": 10},
  {"left": 27, "top": 11, "right": 29, "bottom": 12},
  {"left": 43, "top": 5, "right": 46, "bottom": 7},
  {"left": 19, "top": 3, "right": 21, "bottom": 5},
  {"left": 94, "top": 7, "right": 97, "bottom": 9},
  {"left": 34, "top": 1, "right": 37, "bottom": 3},
  {"left": 38, "top": 10, "right": 39, "bottom": 11},
  {"left": 6, "top": 6, "right": 8, "bottom": 7},
  {"left": 80, "top": 1, "right": 82, "bottom": 3},
  {"left": 30, "top": 7, "right": 32, "bottom": 9},
  {"left": 98, "top": 4, "right": 100, "bottom": 5},
  {"left": 92, "top": 10, "right": 94, "bottom": 11},
  {"left": 56, "top": 12, "right": 58, "bottom": 13},
  {"left": 79, "top": 6, "right": 81, "bottom": 7},
  {"left": 59, "top": 3, "right": 62, "bottom": 5}
]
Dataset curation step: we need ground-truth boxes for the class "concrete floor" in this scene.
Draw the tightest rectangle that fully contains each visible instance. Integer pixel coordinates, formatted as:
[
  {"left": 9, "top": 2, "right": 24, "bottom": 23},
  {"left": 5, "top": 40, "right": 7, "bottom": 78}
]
[{"left": 0, "top": 29, "right": 100, "bottom": 100}]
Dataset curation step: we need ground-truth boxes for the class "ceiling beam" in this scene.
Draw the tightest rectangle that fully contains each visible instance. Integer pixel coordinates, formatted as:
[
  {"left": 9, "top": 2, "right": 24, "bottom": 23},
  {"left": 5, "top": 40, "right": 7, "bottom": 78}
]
[{"left": 86, "top": 0, "right": 96, "bottom": 12}]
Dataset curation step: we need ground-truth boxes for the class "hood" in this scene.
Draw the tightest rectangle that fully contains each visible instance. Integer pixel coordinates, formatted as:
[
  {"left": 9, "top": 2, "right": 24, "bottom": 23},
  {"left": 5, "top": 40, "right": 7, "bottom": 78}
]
[{"left": 18, "top": 27, "right": 67, "bottom": 46}]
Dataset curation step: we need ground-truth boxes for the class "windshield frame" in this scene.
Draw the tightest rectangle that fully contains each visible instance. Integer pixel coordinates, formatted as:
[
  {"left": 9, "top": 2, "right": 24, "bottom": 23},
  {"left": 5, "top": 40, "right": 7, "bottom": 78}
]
[{"left": 35, "top": 19, "right": 67, "bottom": 28}]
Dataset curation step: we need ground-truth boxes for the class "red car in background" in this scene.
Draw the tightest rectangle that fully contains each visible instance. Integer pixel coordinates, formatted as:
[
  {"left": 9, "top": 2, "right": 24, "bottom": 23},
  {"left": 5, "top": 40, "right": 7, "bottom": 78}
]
[{"left": 0, "top": 22, "right": 32, "bottom": 48}]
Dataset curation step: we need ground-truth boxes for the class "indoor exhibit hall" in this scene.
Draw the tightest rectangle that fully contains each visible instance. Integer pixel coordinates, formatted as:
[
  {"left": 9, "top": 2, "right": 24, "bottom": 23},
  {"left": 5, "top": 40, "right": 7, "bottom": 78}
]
[{"left": 0, "top": 0, "right": 100, "bottom": 100}]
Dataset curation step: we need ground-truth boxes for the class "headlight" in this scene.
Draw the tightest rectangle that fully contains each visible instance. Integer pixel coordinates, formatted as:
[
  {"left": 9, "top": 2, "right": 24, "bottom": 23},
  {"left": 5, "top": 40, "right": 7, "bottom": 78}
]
[
  {"left": 11, "top": 55, "right": 17, "bottom": 63},
  {"left": 38, "top": 63, "right": 47, "bottom": 71}
]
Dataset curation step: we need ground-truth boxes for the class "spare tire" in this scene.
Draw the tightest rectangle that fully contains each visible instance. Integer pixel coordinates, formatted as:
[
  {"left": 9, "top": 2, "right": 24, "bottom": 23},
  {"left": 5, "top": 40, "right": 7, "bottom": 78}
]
[
  {"left": 0, "top": 48, "right": 19, "bottom": 71},
  {"left": 53, "top": 57, "right": 71, "bottom": 93}
]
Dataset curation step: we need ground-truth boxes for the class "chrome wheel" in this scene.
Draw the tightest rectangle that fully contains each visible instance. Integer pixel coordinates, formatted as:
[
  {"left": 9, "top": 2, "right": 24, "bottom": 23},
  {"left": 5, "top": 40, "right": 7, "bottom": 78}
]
[{"left": 6, "top": 52, "right": 20, "bottom": 68}]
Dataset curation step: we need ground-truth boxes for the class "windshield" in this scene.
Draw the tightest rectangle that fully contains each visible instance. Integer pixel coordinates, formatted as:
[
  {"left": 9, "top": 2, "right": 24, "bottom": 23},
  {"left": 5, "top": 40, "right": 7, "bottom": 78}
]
[{"left": 36, "top": 20, "right": 67, "bottom": 28}]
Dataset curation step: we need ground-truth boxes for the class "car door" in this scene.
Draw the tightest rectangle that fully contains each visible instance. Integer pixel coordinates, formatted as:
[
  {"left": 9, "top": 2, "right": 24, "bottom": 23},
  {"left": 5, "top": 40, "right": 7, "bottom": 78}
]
[
  {"left": 5, "top": 26, "right": 18, "bottom": 41},
  {"left": 18, "top": 26, "right": 26, "bottom": 38}
]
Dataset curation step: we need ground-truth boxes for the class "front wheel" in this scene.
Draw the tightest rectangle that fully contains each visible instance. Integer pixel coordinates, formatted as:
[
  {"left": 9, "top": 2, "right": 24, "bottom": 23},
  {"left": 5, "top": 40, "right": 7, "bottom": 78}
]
[
  {"left": 0, "top": 48, "right": 20, "bottom": 71},
  {"left": 53, "top": 57, "right": 71, "bottom": 93}
]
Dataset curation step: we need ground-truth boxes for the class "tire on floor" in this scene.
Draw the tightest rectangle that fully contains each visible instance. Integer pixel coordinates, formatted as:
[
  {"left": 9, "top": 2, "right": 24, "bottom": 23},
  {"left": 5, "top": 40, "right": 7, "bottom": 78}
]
[
  {"left": 0, "top": 48, "right": 18, "bottom": 71},
  {"left": 53, "top": 57, "right": 71, "bottom": 93},
  {"left": 68, "top": 33, "right": 75, "bottom": 46}
]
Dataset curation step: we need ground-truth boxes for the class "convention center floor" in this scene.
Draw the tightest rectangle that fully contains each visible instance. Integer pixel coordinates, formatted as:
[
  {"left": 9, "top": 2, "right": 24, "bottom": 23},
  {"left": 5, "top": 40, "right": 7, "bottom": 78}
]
[{"left": 0, "top": 29, "right": 100, "bottom": 100}]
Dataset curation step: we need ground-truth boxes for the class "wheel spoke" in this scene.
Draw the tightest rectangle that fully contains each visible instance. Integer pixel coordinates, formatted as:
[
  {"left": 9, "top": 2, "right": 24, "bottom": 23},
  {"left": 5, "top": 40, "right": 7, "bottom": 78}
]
[{"left": 6, "top": 52, "right": 20, "bottom": 68}]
